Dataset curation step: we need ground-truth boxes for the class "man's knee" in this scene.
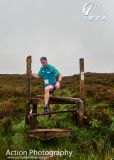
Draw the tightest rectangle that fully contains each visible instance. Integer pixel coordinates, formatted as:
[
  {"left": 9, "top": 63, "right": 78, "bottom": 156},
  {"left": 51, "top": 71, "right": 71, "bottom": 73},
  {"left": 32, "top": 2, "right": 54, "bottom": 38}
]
[
  {"left": 45, "top": 86, "right": 53, "bottom": 94},
  {"left": 45, "top": 87, "right": 49, "bottom": 93}
]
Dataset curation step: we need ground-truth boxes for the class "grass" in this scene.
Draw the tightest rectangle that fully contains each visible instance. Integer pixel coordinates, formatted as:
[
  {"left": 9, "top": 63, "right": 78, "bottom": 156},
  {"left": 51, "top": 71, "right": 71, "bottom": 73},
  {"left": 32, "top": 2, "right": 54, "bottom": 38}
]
[
  {"left": 0, "top": 117, "right": 113, "bottom": 160},
  {"left": 0, "top": 73, "right": 114, "bottom": 159}
]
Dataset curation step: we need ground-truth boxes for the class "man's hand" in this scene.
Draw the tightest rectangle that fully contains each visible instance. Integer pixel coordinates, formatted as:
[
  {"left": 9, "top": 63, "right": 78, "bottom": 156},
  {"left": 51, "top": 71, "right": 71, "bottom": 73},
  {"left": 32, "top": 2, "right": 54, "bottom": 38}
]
[{"left": 55, "top": 81, "right": 60, "bottom": 89}]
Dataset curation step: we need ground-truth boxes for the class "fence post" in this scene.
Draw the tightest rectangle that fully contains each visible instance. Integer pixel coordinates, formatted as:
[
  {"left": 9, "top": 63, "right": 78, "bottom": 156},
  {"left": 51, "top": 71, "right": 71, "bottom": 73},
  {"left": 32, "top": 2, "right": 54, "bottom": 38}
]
[
  {"left": 78, "top": 100, "right": 84, "bottom": 127},
  {"left": 78, "top": 58, "right": 85, "bottom": 127},
  {"left": 25, "top": 56, "right": 32, "bottom": 124},
  {"left": 79, "top": 58, "right": 85, "bottom": 100}
]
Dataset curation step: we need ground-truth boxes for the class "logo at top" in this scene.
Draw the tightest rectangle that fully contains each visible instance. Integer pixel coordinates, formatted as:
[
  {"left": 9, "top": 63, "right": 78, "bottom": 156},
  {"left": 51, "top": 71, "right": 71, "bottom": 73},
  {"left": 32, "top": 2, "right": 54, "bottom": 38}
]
[{"left": 82, "top": 1, "right": 107, "bottom": 22}]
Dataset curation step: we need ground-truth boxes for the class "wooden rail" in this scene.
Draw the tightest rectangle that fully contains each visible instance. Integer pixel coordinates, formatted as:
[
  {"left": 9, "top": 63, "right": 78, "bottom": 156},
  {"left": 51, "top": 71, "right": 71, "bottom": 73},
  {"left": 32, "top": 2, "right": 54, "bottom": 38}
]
[
  {"left": 30, "top": 109, "right": 78, "bottom": 117},
  {"left": 30, "top": 95, "right": 82, "bottom": 104}
]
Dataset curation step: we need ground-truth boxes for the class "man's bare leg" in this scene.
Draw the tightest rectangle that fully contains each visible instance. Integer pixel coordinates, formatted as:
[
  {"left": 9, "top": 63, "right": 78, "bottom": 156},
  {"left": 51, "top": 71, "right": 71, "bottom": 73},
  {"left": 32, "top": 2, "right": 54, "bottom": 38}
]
[{"left": 44, "top": 85, "right": 54, "bottom": 112}]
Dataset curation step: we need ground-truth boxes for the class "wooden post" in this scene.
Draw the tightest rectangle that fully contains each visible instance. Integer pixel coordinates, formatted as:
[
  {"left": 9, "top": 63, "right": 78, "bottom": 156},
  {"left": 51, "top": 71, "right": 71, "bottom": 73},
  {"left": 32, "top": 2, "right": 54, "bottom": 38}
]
[
  {"left": 30, "top": 115, "right": 37, "bottom": 130},
  {"left": 79, "top": 58, "right": 85, "bottom": 127},
  {"left": 26, "top": 56, "right": 32, "bottom": 100},
  {"left": 79, "top": 58, "right": 85, "bottom": 100},
  {"left": 25, "top": 56, "right": 32, "bottom": 124},
  {"left": 78, "top": 100, "right": 84, "bottom": 127},
  {"left": 31, "top": 104, "right": 38, "bottom": 129}
]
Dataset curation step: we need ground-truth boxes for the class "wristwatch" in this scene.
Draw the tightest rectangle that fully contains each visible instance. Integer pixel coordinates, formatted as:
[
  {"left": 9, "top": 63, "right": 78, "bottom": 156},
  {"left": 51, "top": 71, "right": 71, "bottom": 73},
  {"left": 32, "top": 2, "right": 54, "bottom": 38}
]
[{"left": 58, "top": 80, "right": 61, "bottom": 82}]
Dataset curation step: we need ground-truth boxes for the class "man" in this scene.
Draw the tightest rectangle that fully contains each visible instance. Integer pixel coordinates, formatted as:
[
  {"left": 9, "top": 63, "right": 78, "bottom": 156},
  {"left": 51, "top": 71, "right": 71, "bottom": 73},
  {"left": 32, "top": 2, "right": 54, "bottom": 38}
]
[{"left": 32, "top": 57, "right": 62, "bottom": 113}]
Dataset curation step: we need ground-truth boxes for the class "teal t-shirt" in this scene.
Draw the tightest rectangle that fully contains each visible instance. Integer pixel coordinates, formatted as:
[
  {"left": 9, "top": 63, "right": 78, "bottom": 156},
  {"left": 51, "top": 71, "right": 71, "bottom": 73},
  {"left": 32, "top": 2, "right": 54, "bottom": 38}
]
[{"left": 37, "top": 64, "right": 61, "bottom": 86}]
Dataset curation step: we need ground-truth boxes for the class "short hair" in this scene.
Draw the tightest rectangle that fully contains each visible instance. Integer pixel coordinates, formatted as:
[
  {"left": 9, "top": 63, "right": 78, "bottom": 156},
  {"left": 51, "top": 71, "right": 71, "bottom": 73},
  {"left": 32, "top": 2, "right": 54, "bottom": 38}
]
[{"left": 40, "top": 57, "right": 47, "bottom": 61}]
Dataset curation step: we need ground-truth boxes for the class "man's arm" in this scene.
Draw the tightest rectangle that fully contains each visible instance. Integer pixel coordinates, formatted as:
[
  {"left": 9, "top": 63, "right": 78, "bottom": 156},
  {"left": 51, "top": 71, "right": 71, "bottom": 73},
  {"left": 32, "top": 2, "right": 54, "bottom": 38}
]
[
  {"left": 32, "top": 73, "right": 40, "bottom": 79},
  {"left": 32, "top": 67, "right": 42, "bottom": 79},
  {"left": 57, "top": 74, "right": 62, "bottom": 82},
  {"left": 55, "top": 74, "right": 62, "bottom": 89},
  {"left": 51, "top": 65, "right": 62, "bottom": 89}
]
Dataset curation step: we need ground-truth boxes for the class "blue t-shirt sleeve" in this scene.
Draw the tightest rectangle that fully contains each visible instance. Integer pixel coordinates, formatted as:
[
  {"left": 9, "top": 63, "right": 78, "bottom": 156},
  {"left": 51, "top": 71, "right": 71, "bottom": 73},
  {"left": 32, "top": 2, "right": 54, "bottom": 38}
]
[{"left": 51, "top": 66, "right": 61, "bottom": 76}]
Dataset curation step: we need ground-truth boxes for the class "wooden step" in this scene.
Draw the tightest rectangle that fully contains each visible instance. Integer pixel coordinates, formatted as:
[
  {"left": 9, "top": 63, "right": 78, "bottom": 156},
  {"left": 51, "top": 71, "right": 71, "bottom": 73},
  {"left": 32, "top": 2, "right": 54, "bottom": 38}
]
[{"left": 28, "top": 128, "right": 72, "bottom": 140}]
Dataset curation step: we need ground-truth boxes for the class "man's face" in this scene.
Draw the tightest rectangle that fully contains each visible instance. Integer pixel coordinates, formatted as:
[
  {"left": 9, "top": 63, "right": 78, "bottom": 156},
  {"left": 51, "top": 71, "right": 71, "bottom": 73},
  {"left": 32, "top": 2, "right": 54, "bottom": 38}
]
[{"left": 40, "top": 60, "right": 48, "bottom": 67}]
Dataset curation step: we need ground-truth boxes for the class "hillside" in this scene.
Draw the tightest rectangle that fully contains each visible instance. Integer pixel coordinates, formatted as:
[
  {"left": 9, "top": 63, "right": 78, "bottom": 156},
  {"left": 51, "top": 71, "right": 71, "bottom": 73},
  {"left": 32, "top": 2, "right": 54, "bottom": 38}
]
[
  {"left": 0, "top": 73, "right": 114, "bottom": 160},
  {"left": 0, "top": 72, "right": 114, "bottom": 104}
]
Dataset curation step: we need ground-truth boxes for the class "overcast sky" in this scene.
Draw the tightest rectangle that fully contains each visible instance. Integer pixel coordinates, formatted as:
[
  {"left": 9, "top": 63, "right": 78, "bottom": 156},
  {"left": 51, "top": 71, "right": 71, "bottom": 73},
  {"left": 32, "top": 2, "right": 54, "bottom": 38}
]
[{"left": 0, "top": 0, "right": 114, "bottom": 76}]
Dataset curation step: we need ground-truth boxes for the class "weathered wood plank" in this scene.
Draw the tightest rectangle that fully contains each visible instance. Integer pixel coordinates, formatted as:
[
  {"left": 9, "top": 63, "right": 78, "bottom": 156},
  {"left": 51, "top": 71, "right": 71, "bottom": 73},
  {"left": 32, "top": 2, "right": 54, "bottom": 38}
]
[
  {"left": 30, "top": 95, "right": 82, "bottom": 104},
  {"left": 28, "top": 128, "right": 72, "bottom": 140},
  {"left": 30, "top": 109, "right": 78, "bottom": 117}
]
